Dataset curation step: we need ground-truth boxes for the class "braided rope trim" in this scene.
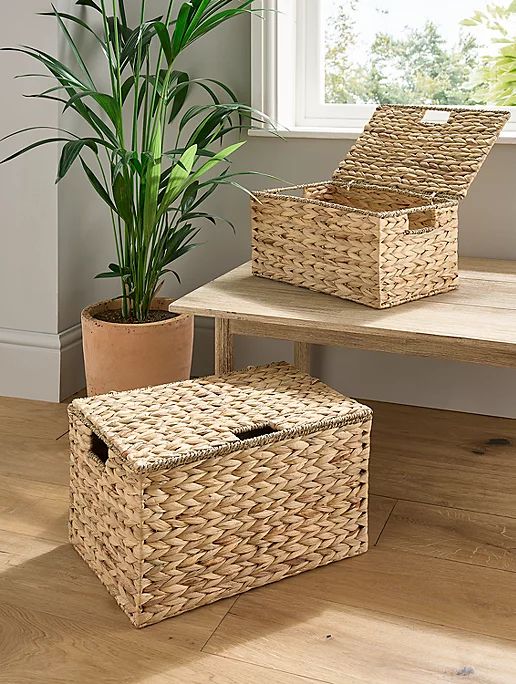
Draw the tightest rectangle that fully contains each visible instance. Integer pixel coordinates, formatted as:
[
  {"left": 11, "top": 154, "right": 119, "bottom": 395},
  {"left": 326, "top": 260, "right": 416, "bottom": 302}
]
[
  {"left": 69, "top": 406, "right": 373, "bottom": 474},
  {"left": 403, "top": 226, "right": 439, "bottom": 236},
  {"left": 69, "top": 363, "right": 372, "bottom": 474},
  {"left": 254, "top": 180, "right": 458, "bottom": 218},
  {"left": 367, "top": 103, "right": 511, "bottom": 115}
]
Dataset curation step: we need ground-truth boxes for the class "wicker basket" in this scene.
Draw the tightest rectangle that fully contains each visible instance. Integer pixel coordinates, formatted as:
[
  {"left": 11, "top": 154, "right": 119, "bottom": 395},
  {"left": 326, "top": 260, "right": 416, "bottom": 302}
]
[
  {"left": 68, "top": 363, "right": 372, "bottom": 628},
  {"left": 252, "top": 105, "right": 509, "bottom": 308}
]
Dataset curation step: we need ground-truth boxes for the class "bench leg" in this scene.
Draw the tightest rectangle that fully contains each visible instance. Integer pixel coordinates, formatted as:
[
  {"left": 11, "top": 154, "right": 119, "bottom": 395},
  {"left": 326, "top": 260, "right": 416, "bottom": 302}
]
[
  {"left": 215, "top": 318, "right": 234, "bottom": 375},
  {"left": 294, "top": 342, "right": 312, "bottom": 374}
]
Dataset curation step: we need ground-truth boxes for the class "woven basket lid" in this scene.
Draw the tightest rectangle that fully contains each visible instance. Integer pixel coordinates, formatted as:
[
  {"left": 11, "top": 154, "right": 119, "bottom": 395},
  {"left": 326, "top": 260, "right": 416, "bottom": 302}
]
[
  {"left": 69, "top": 362, "right": 371, "bottom": 473},
  {"left": 333, "top": 105, "right": 510, "bottom": 198}
]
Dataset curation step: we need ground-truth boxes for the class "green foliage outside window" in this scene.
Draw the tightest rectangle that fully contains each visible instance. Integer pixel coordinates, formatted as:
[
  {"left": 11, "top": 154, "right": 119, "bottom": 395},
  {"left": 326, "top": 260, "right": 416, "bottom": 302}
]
[
  {"left": 325, "top": 0, "right": 516, "bottom": 107},
  {"left": 463, "top": 1, "right": 516, "bottom": 106}
]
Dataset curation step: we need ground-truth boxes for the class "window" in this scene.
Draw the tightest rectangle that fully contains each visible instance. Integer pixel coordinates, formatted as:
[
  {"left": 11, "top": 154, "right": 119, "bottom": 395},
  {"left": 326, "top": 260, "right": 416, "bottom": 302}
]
[{"left": 252, "top": 0, "right": 516, "bottom": 138}]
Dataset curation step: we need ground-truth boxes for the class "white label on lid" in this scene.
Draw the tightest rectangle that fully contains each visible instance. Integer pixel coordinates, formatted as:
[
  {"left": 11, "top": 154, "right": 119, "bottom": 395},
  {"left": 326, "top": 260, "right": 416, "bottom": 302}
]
[{"left": 421, "top": 109, "right": 451, "bottom": 124}]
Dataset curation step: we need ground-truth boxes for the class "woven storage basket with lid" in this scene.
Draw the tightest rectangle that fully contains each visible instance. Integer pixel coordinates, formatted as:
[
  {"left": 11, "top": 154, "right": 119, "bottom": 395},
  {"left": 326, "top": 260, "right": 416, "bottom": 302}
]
[
  {"left": 68, "top": 362, "right": 372, "bottom": 628},
  {"left": 252, "top": 105, "right": 509, "bottom": 308}
]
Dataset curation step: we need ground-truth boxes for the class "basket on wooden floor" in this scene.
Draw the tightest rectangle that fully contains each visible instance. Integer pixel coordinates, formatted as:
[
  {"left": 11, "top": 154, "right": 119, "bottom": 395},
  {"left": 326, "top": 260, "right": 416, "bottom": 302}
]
[
  {"left": 68, "top": 362, "right": 372, "bottom": 628},
  {"left": 252, "top": 105, "right": 509, "bottom": 309}
]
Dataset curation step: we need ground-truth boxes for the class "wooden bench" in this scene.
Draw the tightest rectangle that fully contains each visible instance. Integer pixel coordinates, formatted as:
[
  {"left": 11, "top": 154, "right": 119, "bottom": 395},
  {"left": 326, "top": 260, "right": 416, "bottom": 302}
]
[{"left": 170, "top": 258, "right": 516, "bottom": 375}]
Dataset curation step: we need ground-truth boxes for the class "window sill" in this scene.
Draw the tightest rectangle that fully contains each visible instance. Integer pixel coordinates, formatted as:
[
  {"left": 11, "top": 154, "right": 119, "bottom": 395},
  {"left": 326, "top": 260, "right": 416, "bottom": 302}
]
[{"left": 249, "top": 127, "right": 516, "bottom": 144}]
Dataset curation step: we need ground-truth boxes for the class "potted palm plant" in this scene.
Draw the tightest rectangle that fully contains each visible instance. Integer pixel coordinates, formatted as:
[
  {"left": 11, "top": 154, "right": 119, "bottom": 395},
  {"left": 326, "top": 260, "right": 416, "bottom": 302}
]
[{"left": 2, "top": 0, "right": 270, "bottom": 395}]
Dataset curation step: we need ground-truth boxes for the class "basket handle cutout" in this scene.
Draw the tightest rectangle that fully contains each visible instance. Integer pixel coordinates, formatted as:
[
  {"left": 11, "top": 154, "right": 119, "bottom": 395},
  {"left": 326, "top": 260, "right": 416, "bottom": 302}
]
[
  {"left": 233, "top": 424, "right": 279, "bottom": 441},
  {"left": 90, "top": 432, "right": 109, "bottom": 464},
  {"left": 404, "top": 208, "right": 438, "bottom": 235},
  {"left": 421, "top": 109, "right": 451, "bottom": 125}
]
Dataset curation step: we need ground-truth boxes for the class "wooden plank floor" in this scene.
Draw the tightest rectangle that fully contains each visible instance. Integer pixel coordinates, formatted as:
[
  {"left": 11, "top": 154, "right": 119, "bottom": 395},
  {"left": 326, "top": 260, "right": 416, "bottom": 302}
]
[{"left": 1, "top": 395, "right": 516, "bottom": 682}]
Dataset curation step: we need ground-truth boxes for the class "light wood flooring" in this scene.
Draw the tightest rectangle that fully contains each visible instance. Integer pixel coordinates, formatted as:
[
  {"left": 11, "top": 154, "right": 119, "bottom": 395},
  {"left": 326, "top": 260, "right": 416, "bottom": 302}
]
[{"left": 1, "top": 395, "right": 516, "bottom": 683}]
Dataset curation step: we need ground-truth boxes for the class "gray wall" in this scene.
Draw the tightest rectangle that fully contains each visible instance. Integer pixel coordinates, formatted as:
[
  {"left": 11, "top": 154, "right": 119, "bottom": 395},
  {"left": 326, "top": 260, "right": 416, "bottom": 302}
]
[
  {"left": 0, "top": 1, "right": 59, "bottom": 334},
  {"left": 0, "top": 2, "right": 64, "bottom": 401}
]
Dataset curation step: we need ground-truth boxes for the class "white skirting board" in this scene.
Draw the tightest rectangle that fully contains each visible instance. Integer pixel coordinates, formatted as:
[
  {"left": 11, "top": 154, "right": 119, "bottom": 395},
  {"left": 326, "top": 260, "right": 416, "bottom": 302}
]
[
  {"left": 0, "top": 324, "right": 84, "bottom": 402},
  {"left": 193, "top": 318, "right": 516, "bottom": 419}
]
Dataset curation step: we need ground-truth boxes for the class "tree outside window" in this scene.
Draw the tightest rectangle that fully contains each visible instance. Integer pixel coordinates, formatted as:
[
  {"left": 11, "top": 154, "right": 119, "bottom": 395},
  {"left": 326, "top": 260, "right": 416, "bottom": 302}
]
[{"left": 324, "top": 0, "right": 516, "bottom": 107}]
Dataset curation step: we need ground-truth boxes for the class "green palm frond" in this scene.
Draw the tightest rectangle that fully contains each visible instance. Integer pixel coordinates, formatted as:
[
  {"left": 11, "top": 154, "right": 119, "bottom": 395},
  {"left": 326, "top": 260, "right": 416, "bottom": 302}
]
[{"left": 1, "top": 0, "right": 275, "bottom": 322}]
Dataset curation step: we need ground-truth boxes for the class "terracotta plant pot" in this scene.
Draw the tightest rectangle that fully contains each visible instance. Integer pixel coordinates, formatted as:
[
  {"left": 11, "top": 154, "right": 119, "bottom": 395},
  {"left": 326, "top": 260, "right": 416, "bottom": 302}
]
[{"left": 81, "top": 298, "right": 194, "bottom": 396}]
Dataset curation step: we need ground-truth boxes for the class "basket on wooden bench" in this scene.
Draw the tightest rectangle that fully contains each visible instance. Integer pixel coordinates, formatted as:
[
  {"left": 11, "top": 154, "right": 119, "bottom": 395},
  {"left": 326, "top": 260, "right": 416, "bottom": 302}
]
[
  {"left": 252, "top": 105, "right": 509, "bottom": 309},
  {"left": 68, "top": 363, "right": 372, "bottom": 628}
]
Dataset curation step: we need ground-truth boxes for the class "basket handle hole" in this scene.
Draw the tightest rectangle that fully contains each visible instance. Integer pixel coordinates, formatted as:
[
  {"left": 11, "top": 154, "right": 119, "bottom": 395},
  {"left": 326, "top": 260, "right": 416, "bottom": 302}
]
[
  {"left": 405, "top": 208, "right": 438, "bottom": 235},
  {"left": 421, "top": 110, "right": 451, "bottom": 125},
  {"left": 233, "top": 425, "right": 279, "bottom": 441},
  {"left": 91, "top": 432, "right": 109, "bottom": 464}
]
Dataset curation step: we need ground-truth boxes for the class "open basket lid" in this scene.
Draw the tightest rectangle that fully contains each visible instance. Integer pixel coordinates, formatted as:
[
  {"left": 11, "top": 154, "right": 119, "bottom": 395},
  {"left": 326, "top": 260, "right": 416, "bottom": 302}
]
[{"left": 333, "top": 105, "right": 510, "bottom": 199}]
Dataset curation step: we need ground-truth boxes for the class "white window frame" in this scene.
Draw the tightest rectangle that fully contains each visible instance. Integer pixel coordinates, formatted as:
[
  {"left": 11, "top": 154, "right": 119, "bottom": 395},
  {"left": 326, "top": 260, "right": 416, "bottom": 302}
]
[
  {"left": 251, "top": 0, "right": 516, "bottom": 141},
  {"left": 251, "top": 0, "right": 297, "bottom": 130},
  {"left": 296, "top": 0, "right": 376, "bottom": 130}
]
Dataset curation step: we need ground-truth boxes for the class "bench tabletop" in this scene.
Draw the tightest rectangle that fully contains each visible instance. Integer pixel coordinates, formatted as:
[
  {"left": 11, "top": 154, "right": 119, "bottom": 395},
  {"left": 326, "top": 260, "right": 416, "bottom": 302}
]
[{"left": 170, "top": 258, "right": 516, "bottom": 368}]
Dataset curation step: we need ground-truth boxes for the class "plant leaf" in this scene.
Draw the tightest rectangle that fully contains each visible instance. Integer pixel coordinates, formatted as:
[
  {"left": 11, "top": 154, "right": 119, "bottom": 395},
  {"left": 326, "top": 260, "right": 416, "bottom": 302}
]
[
  {"left": 57, "top": 138, "right": 98, "bottom": 182},
  {"left": 188, "top": 140, "right": 245, "bottom": 183},
  {"left": 117, "top": 0, "right": 128, "bottom": 28},
  {"left": 120, "top": 22, "right": 155, "bottom": 70},
  {"left": 1, "top": 46, "right": 119, "bottom": 144},
  {"left": 183, "top": 0, "right": 212, "bottom": 43},
  {"left": 0, "top": 137, "right": 71, "bottom": 165},
  {"left": 64, "top": 90, "right": 121, "bottom": 132},
  {"left": 39, "top": 11, "right": 107, "bottom": 52},
  {"left": 95, "top": 271, "right": 121, "bottom": 278},
  {"left": 157, "top": 144, "right": 198, "bottom": 218},
  {"left": 1, "top": 46, "right": 87, "bottom": 89},
  {"left": 121, "top": 75, "right": 134, "bottom": 102},
  {"left": 143, "top": 121, "right": 163, "bottom": 239},
  {"left": 80, "top": 159, "right": 116, "bottom": 211},
  {"left": 51, "top": 4, "right": 95, "bottom": 88},
  {"left": 152, "top": 21, "right": 173, "bottom": 66},
  {"left": 189, "top": 2, "right": 256, "bottom": 44},
  {"left": 76, "top": 0, "right": 101, "bottom": 11},
  {"left": 112, "top": 172, "right": 134, "bottom": 224},
  {"left": 168, "top": 71, "right": 190, "bottom": 123},
  {"left": 180, "top": 180, "right": 200, "bottom": 212},
  {"left": 172, "top": 3, "right": 193, "bottom": 58}
]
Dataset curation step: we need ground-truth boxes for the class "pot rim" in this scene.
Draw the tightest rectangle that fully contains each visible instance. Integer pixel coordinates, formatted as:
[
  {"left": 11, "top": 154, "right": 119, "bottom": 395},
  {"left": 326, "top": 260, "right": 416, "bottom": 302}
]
[{"left": 81, "top": 297, "right": 191, "bottom": 329}]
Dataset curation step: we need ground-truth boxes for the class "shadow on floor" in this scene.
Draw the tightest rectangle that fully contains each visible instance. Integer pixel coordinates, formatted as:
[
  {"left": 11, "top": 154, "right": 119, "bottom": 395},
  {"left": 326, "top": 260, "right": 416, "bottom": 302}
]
[{"left": 0, "top": 538, "right": 336, "bottom": 683}]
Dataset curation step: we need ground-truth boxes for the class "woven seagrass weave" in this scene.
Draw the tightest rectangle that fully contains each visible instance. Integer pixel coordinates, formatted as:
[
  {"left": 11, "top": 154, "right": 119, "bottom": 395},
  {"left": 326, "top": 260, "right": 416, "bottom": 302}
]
[
  {"left": 333, "top": 105, "right": 510, "bottom": 198},
  {"left": 68, "top": 363, "right": 372, "bottom": 627},
  {"left": 252, "top": 105, "right": 509, "bottom": 309}
]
